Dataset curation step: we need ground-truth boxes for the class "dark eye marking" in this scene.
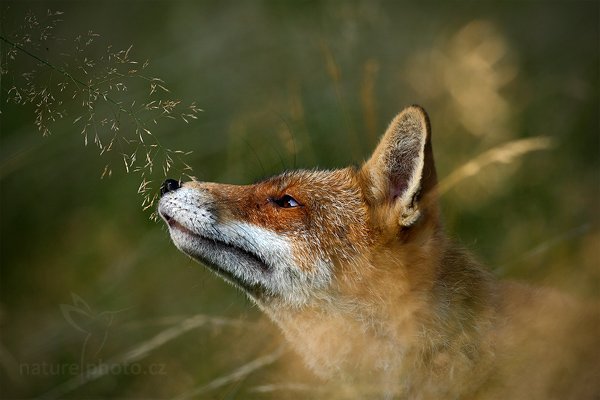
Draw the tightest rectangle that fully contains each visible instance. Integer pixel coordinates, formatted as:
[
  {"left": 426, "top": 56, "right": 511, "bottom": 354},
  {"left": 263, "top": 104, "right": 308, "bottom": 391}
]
[{"left": 271, "top": 194, "right": 301, "bottom": 208}]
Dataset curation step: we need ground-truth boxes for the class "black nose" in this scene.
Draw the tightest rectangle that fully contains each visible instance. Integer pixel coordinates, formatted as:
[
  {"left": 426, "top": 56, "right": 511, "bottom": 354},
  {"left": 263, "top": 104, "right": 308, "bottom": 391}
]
[{"left": 160, "top": 179, "right": 181, "bottom": 196}]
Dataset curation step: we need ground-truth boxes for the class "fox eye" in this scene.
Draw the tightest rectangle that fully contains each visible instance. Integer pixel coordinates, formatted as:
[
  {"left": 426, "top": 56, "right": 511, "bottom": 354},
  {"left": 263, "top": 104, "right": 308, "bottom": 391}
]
[{"left": 273, "top": 194, "right": 300, "bottom": 208}]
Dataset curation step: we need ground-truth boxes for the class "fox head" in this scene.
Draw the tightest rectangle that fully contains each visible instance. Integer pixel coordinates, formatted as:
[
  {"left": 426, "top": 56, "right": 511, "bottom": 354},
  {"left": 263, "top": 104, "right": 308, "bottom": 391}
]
[{"left": 158, "top": 106, "right": 440, "bottom": 309}]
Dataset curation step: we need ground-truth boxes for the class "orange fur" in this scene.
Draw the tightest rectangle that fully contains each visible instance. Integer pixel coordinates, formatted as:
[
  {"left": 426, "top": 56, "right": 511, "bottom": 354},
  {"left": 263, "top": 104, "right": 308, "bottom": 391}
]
[{"left": 160, "top": 106, "right": 599, "bottom": 399}]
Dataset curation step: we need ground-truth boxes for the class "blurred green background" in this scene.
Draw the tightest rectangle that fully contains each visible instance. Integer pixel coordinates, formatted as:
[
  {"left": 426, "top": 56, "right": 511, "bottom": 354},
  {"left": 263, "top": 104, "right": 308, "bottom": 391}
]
[{"left": 1, "top": 1, "right": 598, "bottom": 398}]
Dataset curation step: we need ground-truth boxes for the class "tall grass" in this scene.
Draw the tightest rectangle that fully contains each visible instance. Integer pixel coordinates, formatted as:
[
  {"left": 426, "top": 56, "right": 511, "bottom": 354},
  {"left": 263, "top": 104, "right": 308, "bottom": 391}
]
[{"left": 1, "top": 9, "right": 199, "bottom": 217}]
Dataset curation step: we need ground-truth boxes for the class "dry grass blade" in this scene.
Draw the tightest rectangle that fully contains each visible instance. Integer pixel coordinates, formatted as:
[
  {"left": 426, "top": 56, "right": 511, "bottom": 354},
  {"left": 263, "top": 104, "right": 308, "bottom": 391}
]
[
  {"left": 250, "top": 382, "right": 318, "bottom": 393},
  {"left": 37, "top": 314, "right": 254, "bottom": 400},
  {"left": 173, "top": 346, "right": 286, "bottom": 400},
  {"left": 437, "top": 136, "right": 554, "bottom": 196},
  {"left": 499, "top": 223, "right": 591, "bottom": 271}
]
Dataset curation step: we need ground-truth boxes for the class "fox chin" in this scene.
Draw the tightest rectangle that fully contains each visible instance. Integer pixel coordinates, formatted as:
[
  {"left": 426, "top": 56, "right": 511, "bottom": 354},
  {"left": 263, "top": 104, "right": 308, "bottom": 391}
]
[{"left": 158, "top": 106, "right": 599, "bottom": 399}]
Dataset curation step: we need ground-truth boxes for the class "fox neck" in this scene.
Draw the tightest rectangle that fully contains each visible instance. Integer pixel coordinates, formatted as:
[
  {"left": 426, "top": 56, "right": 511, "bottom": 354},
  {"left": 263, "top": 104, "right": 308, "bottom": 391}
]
[{"left": 262, "top": 234, "right": 496, "bottom": 391}]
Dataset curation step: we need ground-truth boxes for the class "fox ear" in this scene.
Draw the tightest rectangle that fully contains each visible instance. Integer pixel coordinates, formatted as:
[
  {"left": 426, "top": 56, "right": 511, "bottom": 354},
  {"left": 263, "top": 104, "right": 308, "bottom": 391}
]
[{"left": 361, "top": 106, "right": 437, "bottom": 227}]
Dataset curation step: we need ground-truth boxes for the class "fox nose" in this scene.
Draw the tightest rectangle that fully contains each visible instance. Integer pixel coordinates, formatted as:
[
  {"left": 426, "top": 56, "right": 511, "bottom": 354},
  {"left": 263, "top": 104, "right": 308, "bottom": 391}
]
[{"left": 160, "top": 179, "right": 181, "bottom": 197}]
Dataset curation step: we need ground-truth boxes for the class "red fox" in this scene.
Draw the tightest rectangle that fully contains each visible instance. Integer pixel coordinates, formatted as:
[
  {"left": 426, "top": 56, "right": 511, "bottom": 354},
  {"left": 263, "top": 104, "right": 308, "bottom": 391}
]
[{"left": 158, "top": 106, "right": 599, "bottom": 399}]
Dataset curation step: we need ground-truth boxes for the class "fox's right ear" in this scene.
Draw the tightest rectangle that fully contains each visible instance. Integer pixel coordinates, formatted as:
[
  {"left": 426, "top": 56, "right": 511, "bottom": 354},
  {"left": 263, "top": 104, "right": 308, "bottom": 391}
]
[{"left": 361, "top": 106, "right": 437, "bottom": 227}]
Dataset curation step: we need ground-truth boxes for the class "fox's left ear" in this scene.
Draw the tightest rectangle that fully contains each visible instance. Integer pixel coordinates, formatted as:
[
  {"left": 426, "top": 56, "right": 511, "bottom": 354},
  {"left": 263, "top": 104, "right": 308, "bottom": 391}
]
[{"left": 361, "top": 106, "right": 438, "bottom": 227}]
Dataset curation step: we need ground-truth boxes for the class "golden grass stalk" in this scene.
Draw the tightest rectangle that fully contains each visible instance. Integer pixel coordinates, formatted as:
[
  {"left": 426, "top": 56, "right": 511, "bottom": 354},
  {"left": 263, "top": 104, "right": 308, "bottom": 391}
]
[{"left": 437, "top": 136, "right": 554, "bottom": 196}]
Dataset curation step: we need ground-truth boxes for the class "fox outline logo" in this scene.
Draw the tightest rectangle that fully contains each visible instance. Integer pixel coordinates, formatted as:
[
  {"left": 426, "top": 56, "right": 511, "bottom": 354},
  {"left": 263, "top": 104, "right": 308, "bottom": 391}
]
[{"left": 158, "top": 106, "right": 599, "bottom": 399}]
